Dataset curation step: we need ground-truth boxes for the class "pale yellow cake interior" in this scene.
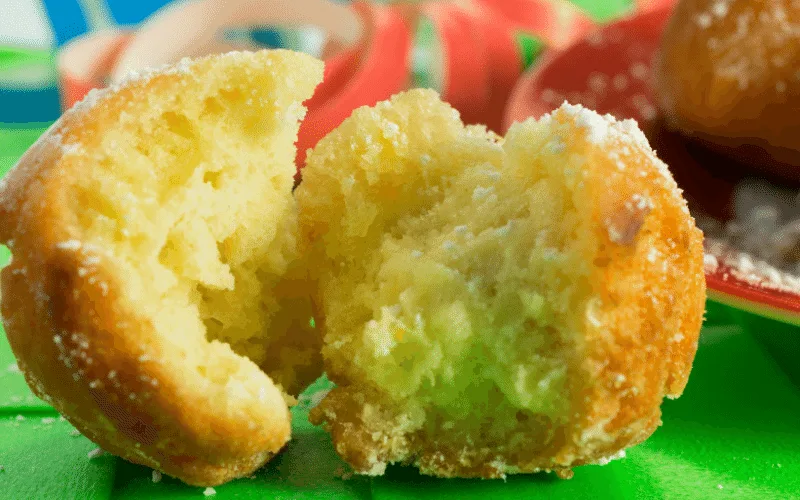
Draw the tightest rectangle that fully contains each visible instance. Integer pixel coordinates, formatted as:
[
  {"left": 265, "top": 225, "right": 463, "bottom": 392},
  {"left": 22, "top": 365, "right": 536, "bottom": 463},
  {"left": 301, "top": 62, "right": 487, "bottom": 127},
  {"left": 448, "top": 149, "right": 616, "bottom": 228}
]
[
  {"left": 59, "top": 51, "right": 323, "bottom": 402},
  {"left": 298, "top": 89, "right": 611, "bottom": 447}
]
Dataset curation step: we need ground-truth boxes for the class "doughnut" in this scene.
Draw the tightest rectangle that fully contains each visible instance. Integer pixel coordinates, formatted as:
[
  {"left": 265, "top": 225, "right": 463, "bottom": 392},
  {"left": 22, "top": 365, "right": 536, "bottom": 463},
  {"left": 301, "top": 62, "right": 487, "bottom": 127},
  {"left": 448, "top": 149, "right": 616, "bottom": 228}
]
[
  {"left": 296, "top": 89, "right": 705, "bottom": 478},
  {"left": 655, "top": 0, "right": 800, "bottom": 169},
  {"left": 0, "top": 50, "right": 323, "bottom": 486}
]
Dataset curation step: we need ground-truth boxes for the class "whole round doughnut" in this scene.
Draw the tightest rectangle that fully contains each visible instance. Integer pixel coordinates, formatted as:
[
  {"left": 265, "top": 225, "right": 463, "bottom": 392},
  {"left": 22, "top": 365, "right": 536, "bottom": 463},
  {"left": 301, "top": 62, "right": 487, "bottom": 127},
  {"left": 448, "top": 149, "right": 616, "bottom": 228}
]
[
  {"left": 655, "top": 0, "right": 800, "bottom": 169},
  {"left": 296, "top": 89, "right": 705, "bottom": 478},
  {"left": 0, "top": 50, "right": 323, "bottom": 486}
]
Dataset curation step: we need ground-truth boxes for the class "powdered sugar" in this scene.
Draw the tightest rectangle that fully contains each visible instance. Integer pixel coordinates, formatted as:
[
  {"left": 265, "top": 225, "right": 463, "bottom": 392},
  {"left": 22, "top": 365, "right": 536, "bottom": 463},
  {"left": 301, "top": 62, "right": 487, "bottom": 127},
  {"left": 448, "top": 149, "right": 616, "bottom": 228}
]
[
  {"left": 61, "top": 143, "right": 83, "bottom": 156},
  {"left": 71, "top": 56, "right": 196, "bottom": 117},
  {"left": 699, "top": 178, "right": 800, "bottom": 283},
  {"left": 560, "top": 102, "right": 612, "bottom": 144},
  {"left": 552, "top": 103, "right": 656, "bottom": 169},
  {"left": 693, "top": 0, "right": 800, "bottom": 93},
  {"left": 704, "top": 237, "right": 800, "bottom": 295},
  {"left": 703, "top": 254, "right": 719, "bottom": 273},
  {"left": 55, "top": 240, "right": 82, "bottom": 251},
  {"left": 595, "top": 449, "right": 626, "bottom": 466}
]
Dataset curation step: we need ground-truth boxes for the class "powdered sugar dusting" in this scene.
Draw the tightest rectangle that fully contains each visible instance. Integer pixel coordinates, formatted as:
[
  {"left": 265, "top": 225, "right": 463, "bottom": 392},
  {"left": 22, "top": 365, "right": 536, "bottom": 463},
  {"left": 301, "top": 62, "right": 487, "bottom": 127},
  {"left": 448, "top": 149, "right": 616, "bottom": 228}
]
[
  {"left": 705, "top": 237, "right": 800, "bottom": 295},
  {"left": 118, "top": 56, "right": 194, "bottom": 87},
  {"left": 595, "top": 449, "right": 626, "bottom": 466},
  {"left": 703, "top": 253, "right": 719, "bottom": 273},
  {"left": 548, "top": 102, "right": 675, "bottom": 184},
  {"left": 55, "top": 240, "right": 82, "bottom": 251},
  {"left": 698, "top": 178, "right": 800, "bottom": 286},
  {"left": 691, "top": 0, "right": 800, "bottom": 93},
  {"left": 558, "top": 102, "right": 612, "bottom": 144},
  {"left": 61, "top": 143, "right": 83, "bottom": 156},
  {"left": 554, "top": 102, "right": 650, "bottom": 150},
  {"left": 70, "top": 57, "right": 196, "bottom": 116}
]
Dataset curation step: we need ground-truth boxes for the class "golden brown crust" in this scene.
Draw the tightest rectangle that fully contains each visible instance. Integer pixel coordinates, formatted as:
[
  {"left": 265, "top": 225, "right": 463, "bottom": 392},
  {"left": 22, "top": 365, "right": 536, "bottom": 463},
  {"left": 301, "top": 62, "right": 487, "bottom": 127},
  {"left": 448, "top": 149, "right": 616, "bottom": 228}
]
[
  {"left": 655, "top": 0, "right": 800, "bottom": 168},
  {"left": 304, "top": 95, "right": 705, "bottom": 478},
  {"left": 1, "top": 246, "right": 289, "bottom": 485},
  {"left": 0, "top": 51, "right": 321, "bottom": 486}
]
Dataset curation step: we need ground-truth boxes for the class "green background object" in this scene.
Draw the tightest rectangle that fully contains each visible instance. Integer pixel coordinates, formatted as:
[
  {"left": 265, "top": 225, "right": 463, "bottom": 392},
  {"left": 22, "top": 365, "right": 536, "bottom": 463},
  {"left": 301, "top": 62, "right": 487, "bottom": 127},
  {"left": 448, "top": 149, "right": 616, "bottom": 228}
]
[
  {"left": 516, "top": 33, "right": 545, "bottom": 71},
  {"left": 571, "top": 0, "right": 635, "bottom": 23},
  {"left": 2, "top": 127, "right": 800, "bottom": 500}
]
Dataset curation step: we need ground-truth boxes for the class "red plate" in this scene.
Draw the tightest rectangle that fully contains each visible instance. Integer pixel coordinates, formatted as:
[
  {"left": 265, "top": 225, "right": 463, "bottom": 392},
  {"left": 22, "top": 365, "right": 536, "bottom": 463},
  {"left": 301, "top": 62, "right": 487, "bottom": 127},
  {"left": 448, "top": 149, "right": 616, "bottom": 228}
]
[
  {"left": 504, "top": 6, "right": 800, "bottom": 326},
  {"left": 475, "top": 0, "right": 595, "bottom": 49},
  {"left": 296, "top": 1, "right": 412, "bottom": 172}
]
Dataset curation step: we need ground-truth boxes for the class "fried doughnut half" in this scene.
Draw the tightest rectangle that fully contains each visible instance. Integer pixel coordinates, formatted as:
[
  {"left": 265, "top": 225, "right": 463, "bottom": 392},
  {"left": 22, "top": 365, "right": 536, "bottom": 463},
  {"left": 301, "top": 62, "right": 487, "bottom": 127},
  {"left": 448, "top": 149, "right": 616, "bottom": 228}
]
[
  {"left": 297, "top": 89, "right": 705, "bottom": 478},
  {"left": 0, "top": 50, "right": 323, "bottom": 486}
]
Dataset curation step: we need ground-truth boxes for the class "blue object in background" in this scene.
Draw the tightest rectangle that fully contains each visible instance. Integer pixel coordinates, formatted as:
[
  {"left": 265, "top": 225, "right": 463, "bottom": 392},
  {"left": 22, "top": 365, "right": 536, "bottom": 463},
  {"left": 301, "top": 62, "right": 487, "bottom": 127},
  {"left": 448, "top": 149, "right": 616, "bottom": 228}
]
[
  {"left": 41, "top": 0, "right": 177, "bottom": 46},
  {"left": 0, "top": 86, "right": 61, "bottom": 124},
  {"left": 105, "top": 0, "right": 172, "bottom": 26},
  {"left": 39, "top": 0, "right": 90, "bottom": 46}
]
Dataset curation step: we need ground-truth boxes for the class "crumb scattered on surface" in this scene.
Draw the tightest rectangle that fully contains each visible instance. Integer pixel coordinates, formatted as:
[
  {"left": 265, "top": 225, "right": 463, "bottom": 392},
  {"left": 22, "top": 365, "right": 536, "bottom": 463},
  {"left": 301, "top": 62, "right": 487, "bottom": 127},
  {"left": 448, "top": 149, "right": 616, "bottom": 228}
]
[
  {"left": 203, "top": 487, "right": 216, "bottom": 496},
  {"left": 152, "top": 470, "right": 162, "bottom": 483},
  {"left": 595, "top": 449, "right": 626, "bottom": 466},
  {"left": 87, "top": 448, "right": 105, "bottom": 459},
  {"left": 555, "top": 469, "right": 575, "bottom": 480}
]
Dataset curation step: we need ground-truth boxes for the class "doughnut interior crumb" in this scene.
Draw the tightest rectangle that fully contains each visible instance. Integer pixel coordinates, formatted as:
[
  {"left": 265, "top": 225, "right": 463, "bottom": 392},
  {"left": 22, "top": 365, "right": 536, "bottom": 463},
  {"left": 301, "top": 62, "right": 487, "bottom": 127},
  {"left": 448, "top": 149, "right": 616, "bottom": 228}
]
[
  {"left": 54, "top": 52, "right": 319, "bottom": 397},
  {"left": 298, "top": 89, "right": 705, "bottom": 477},
  {"left": 0, "top": 50, "right": 326, "bottom": 486},
  {"left": 304, "top": 94, "right": 594, "bottom": 449}
]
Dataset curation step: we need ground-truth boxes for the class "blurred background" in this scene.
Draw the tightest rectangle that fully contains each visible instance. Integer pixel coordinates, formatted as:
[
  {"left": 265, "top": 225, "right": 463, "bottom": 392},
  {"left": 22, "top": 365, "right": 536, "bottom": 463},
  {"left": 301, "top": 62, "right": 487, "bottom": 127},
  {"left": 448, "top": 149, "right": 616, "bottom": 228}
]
[{"left": 0, "top": 0, "right": 638, "bottom": 124}]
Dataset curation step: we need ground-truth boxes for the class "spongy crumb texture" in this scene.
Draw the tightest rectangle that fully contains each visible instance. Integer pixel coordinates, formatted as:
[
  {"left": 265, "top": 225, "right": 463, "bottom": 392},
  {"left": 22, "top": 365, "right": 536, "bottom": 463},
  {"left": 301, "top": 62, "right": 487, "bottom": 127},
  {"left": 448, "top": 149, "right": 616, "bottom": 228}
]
[
  {"left": 0, "top": 50, "right": 323, "bottom": 486},
  {"left": 297, "top": 89, "right": 705, "bottom": 478},
  {"left": 65, "top": 51, "right": 321, "bottom": 394}
]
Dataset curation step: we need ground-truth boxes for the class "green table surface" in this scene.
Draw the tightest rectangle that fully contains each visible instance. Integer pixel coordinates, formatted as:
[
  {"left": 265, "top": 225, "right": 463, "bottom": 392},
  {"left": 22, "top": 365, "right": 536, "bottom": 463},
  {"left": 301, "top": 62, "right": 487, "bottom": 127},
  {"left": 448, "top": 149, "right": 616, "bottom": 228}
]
[{"left": 2, "top": 126, "right": 800, "bottom": 499}]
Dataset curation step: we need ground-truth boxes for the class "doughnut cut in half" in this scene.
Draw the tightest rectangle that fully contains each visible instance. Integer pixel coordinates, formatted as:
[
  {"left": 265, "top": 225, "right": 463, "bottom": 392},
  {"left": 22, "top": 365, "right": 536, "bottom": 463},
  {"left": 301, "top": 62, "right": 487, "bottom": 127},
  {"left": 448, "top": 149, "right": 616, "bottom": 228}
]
[
  {"left": 297, "top": 89, "right": 706, "bottom": 478},
  {"left": 0, "top": 50, "right": 323, "bottom": 486}
]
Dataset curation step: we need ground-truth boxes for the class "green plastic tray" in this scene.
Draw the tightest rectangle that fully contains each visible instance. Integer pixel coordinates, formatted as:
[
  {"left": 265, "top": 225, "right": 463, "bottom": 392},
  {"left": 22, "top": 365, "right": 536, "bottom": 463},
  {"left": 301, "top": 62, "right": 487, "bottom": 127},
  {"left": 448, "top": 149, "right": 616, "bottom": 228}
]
[{"left": 2, "top": 126, "right": 800, "bottom": 499}]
